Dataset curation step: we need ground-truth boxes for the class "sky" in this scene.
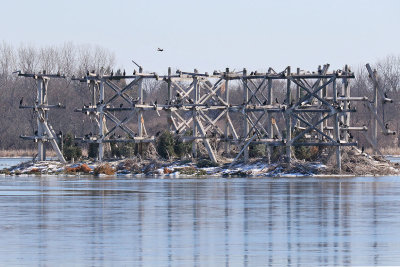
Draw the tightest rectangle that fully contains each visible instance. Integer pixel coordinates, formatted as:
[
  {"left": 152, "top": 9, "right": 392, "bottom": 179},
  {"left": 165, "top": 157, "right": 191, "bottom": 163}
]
[{"left": 1, "top": 0, "right": 400, "bottom": 74}]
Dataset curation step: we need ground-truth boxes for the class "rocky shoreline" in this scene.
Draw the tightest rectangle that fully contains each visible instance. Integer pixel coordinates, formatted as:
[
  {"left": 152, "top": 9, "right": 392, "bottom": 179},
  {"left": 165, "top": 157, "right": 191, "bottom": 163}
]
[{"left": 1, "top": 147, "right": 399, "bottom": 178}]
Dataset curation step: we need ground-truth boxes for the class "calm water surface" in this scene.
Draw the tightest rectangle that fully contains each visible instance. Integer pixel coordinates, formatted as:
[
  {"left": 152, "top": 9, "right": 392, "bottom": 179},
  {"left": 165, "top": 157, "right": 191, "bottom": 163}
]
[
  {"left": 0, "top": 174, "right": 400, "bottom": 266},
  {"left": 0, "top": 157, "right": 32, "bottom": 169}
]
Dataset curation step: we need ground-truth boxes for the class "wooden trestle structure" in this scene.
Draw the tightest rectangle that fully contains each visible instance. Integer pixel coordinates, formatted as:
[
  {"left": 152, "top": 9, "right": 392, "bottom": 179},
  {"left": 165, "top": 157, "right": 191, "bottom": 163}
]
[
  {"left": 16, "top": 63, "right": 394, "bottom": 172},
  {"left": 17, "top": 71, "right": 66, "bottom": 163}
]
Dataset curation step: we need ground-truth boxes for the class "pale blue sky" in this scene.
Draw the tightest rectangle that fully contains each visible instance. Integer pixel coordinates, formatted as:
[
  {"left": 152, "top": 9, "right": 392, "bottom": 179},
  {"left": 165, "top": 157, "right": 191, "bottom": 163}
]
[{"left": 2, "top": 0, "right": 399, "bottom": 73}]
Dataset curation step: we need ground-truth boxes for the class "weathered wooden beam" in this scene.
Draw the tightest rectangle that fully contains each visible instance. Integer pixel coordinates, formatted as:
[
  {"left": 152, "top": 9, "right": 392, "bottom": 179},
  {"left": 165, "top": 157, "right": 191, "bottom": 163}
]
[
  {"left": 325, "top": 96, "right": 368, "bottom": 101},
  {"left": 98, "top": 80, "right": 105, "bottom": 161},
  {"left": 332, "top": 78, "right": 341, "bottom": 171},
  {"left": 243, "top": 68, "right": 249, "bottom": 162},
  {"left": 224, "top": 68, "right": 230, "bottom": 154},
  {"left": 285, "top": 66, "right": 292, "bottom": 163},
  {"left": 324, "top": 126, "right": 368, "bottom": 131},
  {"left": 192, "top": 74, "right": 198, "bottom": 158},
  {"left": 195, "top": 117, "right": 217, "bottom": 163},
  {"left": 266, "top": 78, "right": 273, "bottom": 163}
]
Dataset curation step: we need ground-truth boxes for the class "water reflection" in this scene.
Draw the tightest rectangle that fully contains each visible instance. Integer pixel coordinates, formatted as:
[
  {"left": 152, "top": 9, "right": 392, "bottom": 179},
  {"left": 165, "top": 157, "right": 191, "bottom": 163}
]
[{"left": 0, "top": 177, "right": 399, "bottom": 266}]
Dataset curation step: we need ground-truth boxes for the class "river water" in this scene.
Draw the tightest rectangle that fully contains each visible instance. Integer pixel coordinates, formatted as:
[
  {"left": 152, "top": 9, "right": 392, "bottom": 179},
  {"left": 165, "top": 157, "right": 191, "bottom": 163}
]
[{"left": 1, "top": 159, "right": 400, "bottom": 266}]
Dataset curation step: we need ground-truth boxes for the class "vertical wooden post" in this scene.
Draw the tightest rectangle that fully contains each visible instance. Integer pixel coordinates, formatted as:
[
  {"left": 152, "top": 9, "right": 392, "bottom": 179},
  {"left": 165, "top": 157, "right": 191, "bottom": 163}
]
[
  {"left": 43, "top": 78, "right": 49, "bottom": 160},
  {"left": 91, "top": 80, "right": 97, "bottom": 107},
  {"left": 167, "top": 67, "right": 172, "bottom": 130},
  {"left": 333, "top": 77, "right": 341, "bottom": 171},
  {"left": 322, "top": 68, "right": 328, "bottom": 133},
  {"left": 318, "top": 65, "right": 324, "bottom": 138},
  {"left": 37, "top": 77, "right": 44, "bottom": 161},
  {"left": 266, "top": 77, "right": 273, "bottom": 164},
  {"left": 343, "top": 65, "right": 349, "bottom": 142},
  {"left": 345, "top": 65, "right": 351, "bottom": 128},
  {"left": 98, "top": 79, "right": 105, "bottom": 161},
  {"left": 373, "top": 68, "right": 378, "bottom": 154},
  {"left": 242, "top": 68, "right": 249, "bottom": 162},
  {"left": 224, "top": 68, "right": 230, "bottom": 155},
  {"left": 192, "top": 70, "right": 198, "bottom": 159},
  {"left": 285, "top": 67, "right": 292, "bottom": 163},
  {"left": 296, "top": 68, "right": 300, "bottom": 128},
  {"left": 138, "top": 66, "right": 144, "bottom": 155}
]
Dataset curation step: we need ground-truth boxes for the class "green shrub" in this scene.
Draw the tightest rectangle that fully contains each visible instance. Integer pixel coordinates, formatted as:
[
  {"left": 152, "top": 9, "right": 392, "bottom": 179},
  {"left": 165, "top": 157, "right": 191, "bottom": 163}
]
[
  {"left": 174, "top": 137, "right": 191, "bottom": 157},
  {"left": 249, "top": 144, "right": 266, "bottom": 158},
  {"left": 88, "top": 143, "right": 98, "bottom": 159},
  {"left": 156, "top": 131, "right": 175, "bottom": 159},
  {"left": 63, "top": 133, "right": 82, "bottom": 161},
  {"left": 293, "top": 130, "right": 322, "bottom": 161},
  {"left": 179, "top": 166, "right": 197, "bottom": 175},
  {"left": 270, "top": 146, "right": 284, "bottom": 162},
  {"left": 294, "top": 145, "right": 321, "bottom": 161},
  {"left": 120, "top": 143, "right": 136, "bottom": 158}
]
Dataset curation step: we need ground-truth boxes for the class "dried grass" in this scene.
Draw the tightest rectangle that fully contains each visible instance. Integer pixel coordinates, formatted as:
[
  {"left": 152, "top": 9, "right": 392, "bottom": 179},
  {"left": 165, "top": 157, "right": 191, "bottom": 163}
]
[
  {"left": 94, "top": 163, "right": 115, "bottom": 175},
  {"left": 365, "top": 146, "right": 400, "bottom": 155},
  {"left": 0, "top": 149, "right": 56, "bottom": 157},
  {"left": 65, "top": 164, "right": 92, "bottom": 174}
]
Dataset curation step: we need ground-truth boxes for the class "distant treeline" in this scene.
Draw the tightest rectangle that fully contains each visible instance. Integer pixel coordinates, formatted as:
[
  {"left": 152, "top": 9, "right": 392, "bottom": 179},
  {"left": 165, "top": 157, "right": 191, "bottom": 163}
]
[{"left": 0, "top": 41, "right": 399, "bottom": 150}]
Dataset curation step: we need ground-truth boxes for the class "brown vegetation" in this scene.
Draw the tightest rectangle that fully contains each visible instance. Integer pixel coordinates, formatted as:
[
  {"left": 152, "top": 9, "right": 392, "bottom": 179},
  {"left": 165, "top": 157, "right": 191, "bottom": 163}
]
[
  {"left": 65, "top": 163, "right": 92, "bottom": 174},
  {"left": 94, "top": 163, "right": 115, "bottom": 175},
  {"left": 324, "top": 147, "right": 399, "bottom": 176},
  {"left": 0, "top": 149, "right": 56, "bottom": 157}
]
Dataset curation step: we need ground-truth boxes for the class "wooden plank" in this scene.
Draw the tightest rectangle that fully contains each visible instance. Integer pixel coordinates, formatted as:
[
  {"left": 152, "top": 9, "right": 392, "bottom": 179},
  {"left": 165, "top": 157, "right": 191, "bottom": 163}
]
[
  {"left": 195, "top": 117, "right": 217, "bottom": 163},
  {"left": 285, "top": 66, "right": 292, "bottom": 162},
  {"left": 242, "top": 68, "right": 249, "bottom": 162}
]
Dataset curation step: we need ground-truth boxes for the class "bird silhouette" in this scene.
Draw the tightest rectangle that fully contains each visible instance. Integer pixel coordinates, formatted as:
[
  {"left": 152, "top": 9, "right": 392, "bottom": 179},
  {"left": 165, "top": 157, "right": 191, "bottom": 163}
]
[
  {"left": 275, "top": 98, "right": 279, "bottom": 104},
  {"left": 19, "top": 97, "right": 23, "bottom": 106},
  {"left": 157, "top": 48, "right": 164, "bottom": 52},
  {"left": 123, "top": 69, "right": 126, "bottom": 76},
  {"left": 120, "top": 103, "right": 123, "bottom": 108}
]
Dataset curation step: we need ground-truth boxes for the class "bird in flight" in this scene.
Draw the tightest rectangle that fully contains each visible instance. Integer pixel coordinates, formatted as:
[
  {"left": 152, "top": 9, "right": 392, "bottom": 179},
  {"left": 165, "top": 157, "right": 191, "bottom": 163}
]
[{"left": 157, "top": 48, "right": 164, "bottom": 52}]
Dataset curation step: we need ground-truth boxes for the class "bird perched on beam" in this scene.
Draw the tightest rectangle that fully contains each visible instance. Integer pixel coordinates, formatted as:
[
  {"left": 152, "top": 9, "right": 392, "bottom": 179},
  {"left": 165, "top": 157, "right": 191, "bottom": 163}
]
[
  {"left": 19, "top": 97, "right": 23, "bottom": 106},
  {"left": 157, "top": 48, "right": 164, "bottom": 52}
]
